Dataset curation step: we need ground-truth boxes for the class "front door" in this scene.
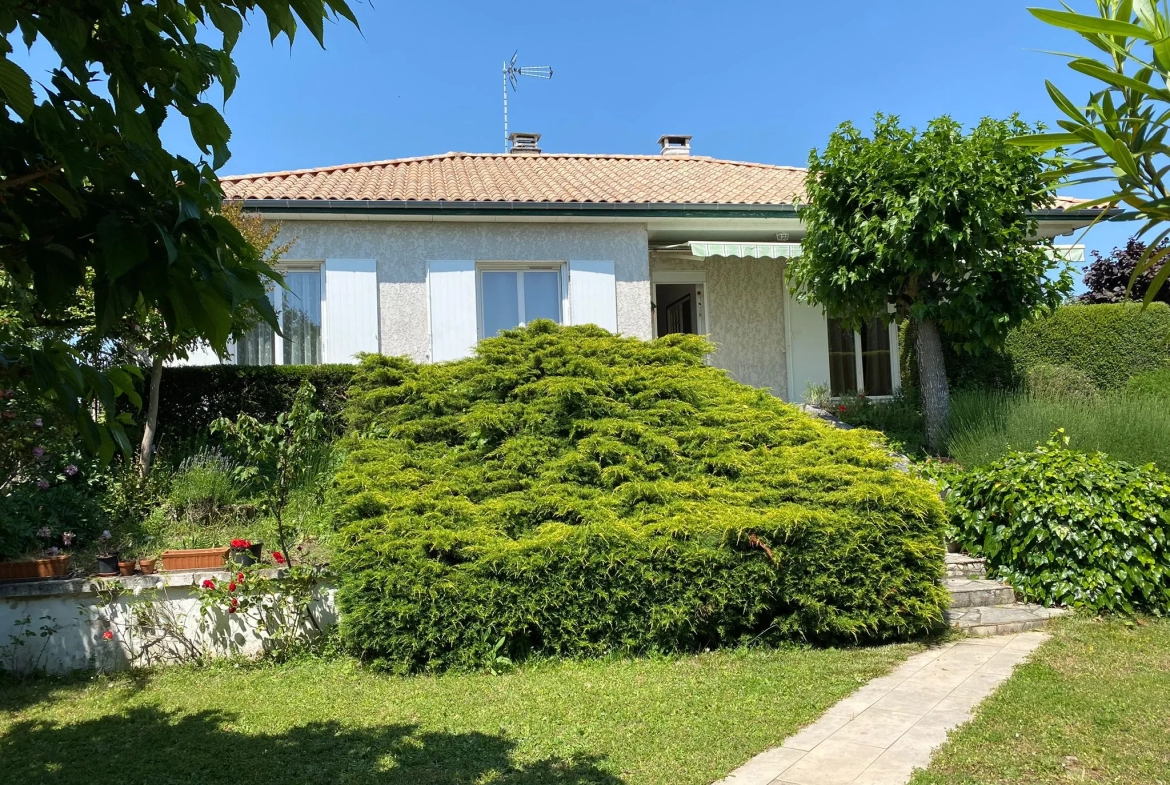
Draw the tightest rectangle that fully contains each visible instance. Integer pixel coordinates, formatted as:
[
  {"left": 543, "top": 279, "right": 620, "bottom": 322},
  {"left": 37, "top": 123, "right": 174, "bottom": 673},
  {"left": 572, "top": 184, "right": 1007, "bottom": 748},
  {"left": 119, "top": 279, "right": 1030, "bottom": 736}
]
[{"left": 652, "top": 275, "right": 707, "bottom": 338}]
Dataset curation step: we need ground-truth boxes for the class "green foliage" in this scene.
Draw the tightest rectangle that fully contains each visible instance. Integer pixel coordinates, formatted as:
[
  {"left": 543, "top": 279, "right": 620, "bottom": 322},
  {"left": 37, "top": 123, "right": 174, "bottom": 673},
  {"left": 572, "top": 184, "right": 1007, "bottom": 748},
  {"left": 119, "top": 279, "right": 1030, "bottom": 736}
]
[
  {"left": 834, "top": 391, "right": 926, "bottom": 455},
  {"left": 946, "top": 388, "right": 1170, "bottom": 470},
  {"left": 155, "top": 364, "right": 354, "bottom": 451},
  {"left": 1126, "top": 367, "right": 1170, "bottom": 401},
  {"left": 1005, "top": 303, "right": 1170, "bottom": 389},
  {"left": 1023, "top": 1, "right": 1170, "bottom": 302},
  {"left": 947, "top": 431, "right": 1170, "bottom": 614},
  {"left": 792, "top": 113, "right": 1069, "bottom": 343},
  {"left": 213, "top": 381, "right": 326, "bottom": 564},
  {"left": 333, "top": 322, "right": 948, "bottom": 673},
  {"left": 168, "top": 451, "right": 239, "bottom": 524},
  {"left": 899, "top": 321, "right": 1019, "bottom": 393},
  {"left": 0, "top": 2, "right": 357, "bottom": 452},
  {"left": 1024, "top": 363, "right": 1098, "bottom": 399}
]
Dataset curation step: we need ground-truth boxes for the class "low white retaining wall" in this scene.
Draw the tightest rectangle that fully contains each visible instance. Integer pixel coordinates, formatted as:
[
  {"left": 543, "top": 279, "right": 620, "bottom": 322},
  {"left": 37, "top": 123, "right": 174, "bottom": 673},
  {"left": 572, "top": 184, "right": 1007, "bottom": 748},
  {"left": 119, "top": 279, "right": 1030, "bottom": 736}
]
[{"left": 0, "top": 569, "right": 336, "bottom": 674}]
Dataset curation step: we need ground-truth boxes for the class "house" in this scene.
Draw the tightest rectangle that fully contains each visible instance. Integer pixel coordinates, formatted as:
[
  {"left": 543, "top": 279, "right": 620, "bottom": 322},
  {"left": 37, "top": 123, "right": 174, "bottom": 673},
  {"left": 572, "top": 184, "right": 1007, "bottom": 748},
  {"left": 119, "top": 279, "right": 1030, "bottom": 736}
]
[{"left": 196, "top": 133, "right": 1094, "bottom": 401}]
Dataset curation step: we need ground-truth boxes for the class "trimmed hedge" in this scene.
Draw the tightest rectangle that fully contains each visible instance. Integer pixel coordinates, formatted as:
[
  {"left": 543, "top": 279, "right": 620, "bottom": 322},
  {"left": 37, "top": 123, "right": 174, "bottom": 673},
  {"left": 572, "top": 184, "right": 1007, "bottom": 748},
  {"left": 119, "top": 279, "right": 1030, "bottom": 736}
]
[
  {"left": 1127, "top": 368, "right": 1170, "bottom": 401},
  {"left": 948, "top": 431, "right": 1170, "bottom": 614},
  {"left": 332, "top": 321, "right": 948, "bottom": 673},
  {"left": 1005, "top": 303, "right": 1170, "bottom": 390},
  {"left": 155, "top": 364, "right": 356, "bottom": 449}
]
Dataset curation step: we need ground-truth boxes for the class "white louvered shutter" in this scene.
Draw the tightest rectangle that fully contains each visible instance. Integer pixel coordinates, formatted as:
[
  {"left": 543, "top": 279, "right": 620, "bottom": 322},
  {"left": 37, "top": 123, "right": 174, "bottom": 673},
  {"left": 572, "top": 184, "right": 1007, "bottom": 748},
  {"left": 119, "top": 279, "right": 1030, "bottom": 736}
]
[
  {"left": 427, "top": 260, "right": 478, "bottom": 362},
  {"left": 568, "top": 260, "right": 618, "bottom": 332},
  {"left": 324, "top": 259, "right": 379, "bottom": 363}
]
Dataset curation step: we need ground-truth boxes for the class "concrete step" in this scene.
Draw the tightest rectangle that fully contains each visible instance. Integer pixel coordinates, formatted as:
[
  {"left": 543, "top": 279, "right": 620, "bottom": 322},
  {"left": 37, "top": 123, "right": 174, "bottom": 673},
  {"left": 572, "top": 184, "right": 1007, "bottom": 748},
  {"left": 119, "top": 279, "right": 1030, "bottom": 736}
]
[
  {"left": 946, "top": 603, "right": 1069, "bottom": 636},
  {"left": 945, "top": 552, "right": 987, "bottom": 579},
  {"left": 945, "top": 578, "right": 1017, "bottom": 608}
]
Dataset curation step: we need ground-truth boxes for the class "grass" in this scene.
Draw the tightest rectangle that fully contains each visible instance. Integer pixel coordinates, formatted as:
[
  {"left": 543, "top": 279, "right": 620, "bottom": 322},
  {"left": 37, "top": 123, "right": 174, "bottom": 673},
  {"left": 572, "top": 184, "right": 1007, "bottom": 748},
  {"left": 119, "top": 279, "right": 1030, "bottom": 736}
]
[
  {"left": 0, "top": 644, "right": 919, "bottom": 785},
  {"left": 911, "top": 615, "right": 1170, "bottom": 785},
  {"left": 945, "top": 390, "right": 1170, "bottom": 469}
]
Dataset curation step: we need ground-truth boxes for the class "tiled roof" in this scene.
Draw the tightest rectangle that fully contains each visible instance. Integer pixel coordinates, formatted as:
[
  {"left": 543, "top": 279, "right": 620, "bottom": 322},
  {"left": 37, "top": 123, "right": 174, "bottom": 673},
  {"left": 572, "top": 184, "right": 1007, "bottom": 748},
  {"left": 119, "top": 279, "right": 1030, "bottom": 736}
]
[
  {"left": 220, "top": 151, "right": 1103, "bottom": 211},
  {"left": 220, "top": 153, "right": 809, "bottom": 205}
]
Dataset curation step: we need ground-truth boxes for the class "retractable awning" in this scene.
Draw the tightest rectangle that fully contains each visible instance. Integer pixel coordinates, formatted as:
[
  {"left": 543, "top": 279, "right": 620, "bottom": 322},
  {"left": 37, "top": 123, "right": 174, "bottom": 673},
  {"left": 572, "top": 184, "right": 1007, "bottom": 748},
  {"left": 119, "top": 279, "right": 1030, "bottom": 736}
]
[{"left": 688, "top": 241, "right": 802, "bottom": 259}]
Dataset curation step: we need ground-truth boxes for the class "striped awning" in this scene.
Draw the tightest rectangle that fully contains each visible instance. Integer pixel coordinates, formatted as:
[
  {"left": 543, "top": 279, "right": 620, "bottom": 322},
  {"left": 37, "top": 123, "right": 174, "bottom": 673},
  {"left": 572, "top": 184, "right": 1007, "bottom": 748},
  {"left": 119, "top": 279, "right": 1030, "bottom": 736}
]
[{"left": 688, "top": 241, "right": 802, "bottom": 259}]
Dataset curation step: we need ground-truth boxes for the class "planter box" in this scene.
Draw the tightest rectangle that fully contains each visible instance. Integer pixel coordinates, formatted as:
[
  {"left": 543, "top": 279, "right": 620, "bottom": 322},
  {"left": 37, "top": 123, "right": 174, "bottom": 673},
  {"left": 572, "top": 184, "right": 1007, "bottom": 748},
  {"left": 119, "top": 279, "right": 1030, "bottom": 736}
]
[
  {"left": 160, "top": 548, "right": 229, "bottom": 572},
  {"left": 0, "top": 555, "right": 71, "bottom": 582}
]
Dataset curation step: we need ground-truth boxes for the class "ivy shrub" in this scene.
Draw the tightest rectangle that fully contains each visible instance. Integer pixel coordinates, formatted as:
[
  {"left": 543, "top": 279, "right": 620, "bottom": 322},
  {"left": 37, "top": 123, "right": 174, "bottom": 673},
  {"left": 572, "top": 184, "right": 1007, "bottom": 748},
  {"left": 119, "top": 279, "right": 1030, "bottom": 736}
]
[
  {"left": 154, "top": 364, "right": 356, "bottom": 450},
  {"left": 1005, "top": 303, "right": 1170, "bottom": 390},
  {"left": 332, "top": 322, "right": 948, "bottom": 673},
  {"left": 948, "top": 431, "right": 1170, "bottom": 614}
]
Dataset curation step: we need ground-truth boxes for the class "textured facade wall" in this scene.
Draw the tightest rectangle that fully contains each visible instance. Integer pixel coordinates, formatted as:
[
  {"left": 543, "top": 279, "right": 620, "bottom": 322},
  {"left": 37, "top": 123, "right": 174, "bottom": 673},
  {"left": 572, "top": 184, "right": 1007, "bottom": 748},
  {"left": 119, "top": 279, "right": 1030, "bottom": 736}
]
[
  {"left": 274, "top": 221, "right": 652, "bottom": 362},
  {"left": 650, "top": 252, "right": 789, "bottom": 397}
]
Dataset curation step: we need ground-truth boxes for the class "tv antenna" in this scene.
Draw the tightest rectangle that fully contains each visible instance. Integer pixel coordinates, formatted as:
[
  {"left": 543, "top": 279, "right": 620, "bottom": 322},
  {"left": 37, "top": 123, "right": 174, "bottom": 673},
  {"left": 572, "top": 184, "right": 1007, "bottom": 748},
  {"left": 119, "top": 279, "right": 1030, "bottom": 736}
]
[{"left": 502, "top": 51, "right": 552, "bottom": 152}]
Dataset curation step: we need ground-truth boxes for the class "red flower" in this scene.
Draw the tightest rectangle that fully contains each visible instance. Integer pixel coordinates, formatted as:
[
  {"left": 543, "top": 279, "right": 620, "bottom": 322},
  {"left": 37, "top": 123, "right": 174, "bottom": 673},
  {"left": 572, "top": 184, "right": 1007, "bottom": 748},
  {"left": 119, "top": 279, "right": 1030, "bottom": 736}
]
[
  {"left": 228, "top": 582, "right": 237, "bottom": 592},
  {"left": 102, "top": 630, "right": 114, "bottom": 640},
  {"left": 201, "top": 579, "right": 215, "bottom": 589},
  {"left": 228, "top": 606, "right": 237, "bottom": 614},
  {"left": 228, "top": 597, "right": 239, "bottom": 614},
  {"left": 230, "top": 538, "right": 251, "bottom": 549},
  {"left": 837, "top": 405, "right": 847, "bottom": 412},
  {"left": 237, "top": 572, "right": 245, "bottom": 583},
  {"left": 272, "top": 551, "right": 286, "bottom": 565}
]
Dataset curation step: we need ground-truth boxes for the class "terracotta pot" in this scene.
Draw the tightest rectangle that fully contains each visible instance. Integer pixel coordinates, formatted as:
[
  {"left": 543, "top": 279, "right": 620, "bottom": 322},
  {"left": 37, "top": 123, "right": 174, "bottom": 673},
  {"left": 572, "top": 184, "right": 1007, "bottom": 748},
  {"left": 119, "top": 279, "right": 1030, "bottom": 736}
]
[
  {"left": 96, "top": 553, "right": 120, "bottom": 577},
  {"left": 160, "top": 547, "right": 228, "bottom": 571},
  {"left": 118, "top": 560, "right": 136, "bottom": 576},
  {"left": 0, "top": 555, "right": 71, "bottom": 582},
  {"left": 138, "top": 558, "right": 157, "bottom": 575}
]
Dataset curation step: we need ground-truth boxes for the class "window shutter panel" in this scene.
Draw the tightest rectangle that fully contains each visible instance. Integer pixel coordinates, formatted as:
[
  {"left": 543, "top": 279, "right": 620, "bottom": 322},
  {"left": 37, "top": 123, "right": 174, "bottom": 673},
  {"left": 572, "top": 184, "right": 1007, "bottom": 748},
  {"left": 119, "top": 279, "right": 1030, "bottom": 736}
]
[
  {"left": 568, "top": 260, "right": 618, "bottom": 332},
  {"left": 427, "top": 260, "right": 478, "bottom": 362},
  {"left": 324, "top": 259, "right": 380, "bottom": 363}
]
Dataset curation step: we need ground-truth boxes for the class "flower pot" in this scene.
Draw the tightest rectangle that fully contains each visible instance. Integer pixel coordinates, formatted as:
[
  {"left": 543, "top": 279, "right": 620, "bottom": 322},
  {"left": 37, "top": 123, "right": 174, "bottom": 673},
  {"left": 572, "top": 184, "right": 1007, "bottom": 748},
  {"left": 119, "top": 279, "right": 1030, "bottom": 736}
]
[
  {"left": 0, "top": 555, "right": 71, "bottom": 582},
  {"left": 138, "top": 558, "right": 157, "bottom": 575},
  {"left": 96, "top": 553, "right": 120, "bottom": 577},
  {"left": 118, "top": 561, "right": 136, "bottom": 576},
  {"left": 230, "top": 541, "right": 263, "bottom": 568},
  {"left": 159, "top": 548, "right": 228, "bottom": 572}
]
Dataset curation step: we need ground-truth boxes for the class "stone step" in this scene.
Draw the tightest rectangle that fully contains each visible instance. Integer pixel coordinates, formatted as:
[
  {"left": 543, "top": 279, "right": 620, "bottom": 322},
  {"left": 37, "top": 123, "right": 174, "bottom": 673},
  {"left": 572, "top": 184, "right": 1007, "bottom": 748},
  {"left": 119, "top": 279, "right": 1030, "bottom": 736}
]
[
  {"left": 946, "top": 603, "right": 1068, "bottom": 636},
  {"left": 945, "top": 578, "right": 1017, "bottom": 608},
  {"left": 945, "top": 551, "right": 987, "bottom": 579}
]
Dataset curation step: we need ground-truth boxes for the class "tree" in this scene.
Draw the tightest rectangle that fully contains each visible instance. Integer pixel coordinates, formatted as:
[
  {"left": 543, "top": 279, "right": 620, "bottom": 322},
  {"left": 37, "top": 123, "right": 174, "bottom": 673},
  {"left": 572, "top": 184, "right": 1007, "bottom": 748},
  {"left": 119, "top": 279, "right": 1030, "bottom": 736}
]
[
  {"left": 790, "top": 114, "right": 1071, "bottom": 450},
  {"left": 1022, "top": 1, "right": 1170, "bottom": 303},
  {"left": 1080, "top": 237, "right": 1170, "bottom": 304},
  {"left": 0, "top": 0, "right": 356, "bottom": 459}
]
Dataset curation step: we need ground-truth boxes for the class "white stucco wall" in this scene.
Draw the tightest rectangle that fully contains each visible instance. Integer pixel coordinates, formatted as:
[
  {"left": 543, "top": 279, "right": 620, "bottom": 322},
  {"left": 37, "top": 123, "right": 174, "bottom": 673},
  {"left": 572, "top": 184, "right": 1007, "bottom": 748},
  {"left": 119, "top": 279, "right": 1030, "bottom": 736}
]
[
  {"left": 650, "top": 252, "right": 789, "bottom": 397},
  {"left": 274, "top": 221, "right": 652, "bottom": 362}
]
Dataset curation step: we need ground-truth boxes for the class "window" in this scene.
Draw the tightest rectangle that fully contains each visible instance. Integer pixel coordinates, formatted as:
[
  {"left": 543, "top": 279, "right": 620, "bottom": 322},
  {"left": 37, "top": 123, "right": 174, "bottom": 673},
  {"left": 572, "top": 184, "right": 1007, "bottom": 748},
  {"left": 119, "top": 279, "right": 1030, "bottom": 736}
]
[
  {"left": 827, "top": 317, "right": 897, "bottom": 397},
  {"left": 236, "top": 266, "right": 323, "bottom": 366},
  {"left": 479, "top": 266, "right": 563, "bottom": 337}
]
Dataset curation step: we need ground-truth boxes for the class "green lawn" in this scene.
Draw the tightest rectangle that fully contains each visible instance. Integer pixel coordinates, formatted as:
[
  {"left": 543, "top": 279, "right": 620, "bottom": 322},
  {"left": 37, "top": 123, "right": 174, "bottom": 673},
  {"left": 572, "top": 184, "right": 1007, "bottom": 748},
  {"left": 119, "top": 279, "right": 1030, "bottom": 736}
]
[
  {"left": 0, "top": 643, "right": 917, "bottom": 785},
  {"left": 912, "top": 616, "right": 1170, "bottom": 785}
]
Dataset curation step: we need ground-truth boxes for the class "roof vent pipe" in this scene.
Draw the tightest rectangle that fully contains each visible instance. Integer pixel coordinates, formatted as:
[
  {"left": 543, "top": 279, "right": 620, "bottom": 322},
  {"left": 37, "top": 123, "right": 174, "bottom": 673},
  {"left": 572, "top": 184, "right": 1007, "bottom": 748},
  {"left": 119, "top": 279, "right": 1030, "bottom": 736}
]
[
  {"left": 658, "top": 134, "right": 692, "bottom": 157},
  {"left": 508, "top": 132, "right": 542, "bottom": 154}
]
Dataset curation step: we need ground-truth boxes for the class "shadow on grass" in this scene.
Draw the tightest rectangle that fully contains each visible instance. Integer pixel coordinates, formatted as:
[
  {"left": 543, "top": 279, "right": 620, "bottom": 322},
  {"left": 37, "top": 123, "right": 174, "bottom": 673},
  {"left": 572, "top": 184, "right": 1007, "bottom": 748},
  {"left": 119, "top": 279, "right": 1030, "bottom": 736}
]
[{"left": 0, "top": 706, "right": 625, "bottom": 785}]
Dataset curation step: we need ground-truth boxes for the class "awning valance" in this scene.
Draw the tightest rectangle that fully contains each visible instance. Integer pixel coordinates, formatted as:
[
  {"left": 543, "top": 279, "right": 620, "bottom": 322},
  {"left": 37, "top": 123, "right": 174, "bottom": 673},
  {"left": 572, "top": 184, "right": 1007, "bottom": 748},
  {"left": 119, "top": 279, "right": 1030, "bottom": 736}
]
[{"left": 688, "top": 241, "right": 801, "bottom": 259}]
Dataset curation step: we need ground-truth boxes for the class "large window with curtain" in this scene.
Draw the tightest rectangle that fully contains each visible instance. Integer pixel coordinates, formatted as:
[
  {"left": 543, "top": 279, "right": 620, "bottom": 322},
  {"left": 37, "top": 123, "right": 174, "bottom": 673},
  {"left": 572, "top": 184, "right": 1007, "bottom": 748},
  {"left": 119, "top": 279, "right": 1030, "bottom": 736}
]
[
  {"left": 827, "top": 317, "right": 897, "bottom": 397},
  {"left": 236, "top": 266, "right": 323, "bottom": 366}
]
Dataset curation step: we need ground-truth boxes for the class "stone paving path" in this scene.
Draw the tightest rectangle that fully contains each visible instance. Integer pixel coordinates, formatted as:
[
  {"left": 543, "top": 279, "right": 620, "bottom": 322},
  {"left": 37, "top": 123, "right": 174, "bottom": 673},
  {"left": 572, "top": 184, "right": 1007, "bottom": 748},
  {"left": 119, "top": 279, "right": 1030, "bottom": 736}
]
[{"left": 716, "top": 632, "right": 1049, "bottom": 785}]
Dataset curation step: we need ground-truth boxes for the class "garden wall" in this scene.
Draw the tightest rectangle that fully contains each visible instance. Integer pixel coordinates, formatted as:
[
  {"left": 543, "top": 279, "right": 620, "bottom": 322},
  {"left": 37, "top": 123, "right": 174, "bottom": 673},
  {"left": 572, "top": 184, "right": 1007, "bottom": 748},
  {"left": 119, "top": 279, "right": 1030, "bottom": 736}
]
[{"left": 0, "top": 571, "right": 336, "bottom": 674}]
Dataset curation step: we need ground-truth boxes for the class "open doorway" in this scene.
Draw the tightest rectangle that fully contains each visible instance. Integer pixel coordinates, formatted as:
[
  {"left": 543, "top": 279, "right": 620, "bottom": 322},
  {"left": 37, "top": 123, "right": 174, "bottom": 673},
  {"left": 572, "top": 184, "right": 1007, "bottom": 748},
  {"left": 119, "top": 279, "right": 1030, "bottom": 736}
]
[{"left": 652, "top": 275, "right": 707, "bottom": 338}]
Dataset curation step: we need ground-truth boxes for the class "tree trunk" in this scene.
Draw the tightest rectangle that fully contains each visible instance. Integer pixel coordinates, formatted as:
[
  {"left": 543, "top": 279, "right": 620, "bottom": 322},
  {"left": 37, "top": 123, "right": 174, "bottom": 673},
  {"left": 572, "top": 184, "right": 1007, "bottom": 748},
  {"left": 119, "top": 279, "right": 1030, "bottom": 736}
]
[
  {"left": 139, "top": 354, "right": 164, "bottom": 476},
  {"left": 915, "top": 317, "right": 950, "bottom": 452}
]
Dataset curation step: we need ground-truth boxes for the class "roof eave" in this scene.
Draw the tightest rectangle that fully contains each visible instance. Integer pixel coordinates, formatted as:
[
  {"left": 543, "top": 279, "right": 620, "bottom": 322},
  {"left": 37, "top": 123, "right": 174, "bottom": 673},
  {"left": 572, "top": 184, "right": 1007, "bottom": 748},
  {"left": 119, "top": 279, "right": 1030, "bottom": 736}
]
[{"left": 239, "top": 199, "right": 804, "bottom": 219}]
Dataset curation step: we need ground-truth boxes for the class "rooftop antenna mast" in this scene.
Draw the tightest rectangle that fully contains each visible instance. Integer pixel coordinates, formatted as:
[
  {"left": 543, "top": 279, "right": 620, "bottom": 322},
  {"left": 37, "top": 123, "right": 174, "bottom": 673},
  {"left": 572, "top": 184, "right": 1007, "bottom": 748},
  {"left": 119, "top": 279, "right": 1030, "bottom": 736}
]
[{"left": 503, "top": 51, "right": 553, "bottom": 152}]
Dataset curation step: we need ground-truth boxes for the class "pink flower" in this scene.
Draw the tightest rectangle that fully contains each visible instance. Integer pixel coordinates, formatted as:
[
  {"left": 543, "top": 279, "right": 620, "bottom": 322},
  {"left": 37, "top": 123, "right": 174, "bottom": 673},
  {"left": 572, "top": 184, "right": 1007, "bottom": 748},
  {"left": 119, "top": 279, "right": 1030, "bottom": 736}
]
[
  {"left": 102, "top": 630, "right": 114, "bottom": 640},
  {"left": 64, "top": 464, "right": 78, "bottom": 477},
  {"left": 36, "top": 479, "right": 50, "bottom": 490},
  {"left": 32, "top": 446, "right": 45, "bottom": 459}
]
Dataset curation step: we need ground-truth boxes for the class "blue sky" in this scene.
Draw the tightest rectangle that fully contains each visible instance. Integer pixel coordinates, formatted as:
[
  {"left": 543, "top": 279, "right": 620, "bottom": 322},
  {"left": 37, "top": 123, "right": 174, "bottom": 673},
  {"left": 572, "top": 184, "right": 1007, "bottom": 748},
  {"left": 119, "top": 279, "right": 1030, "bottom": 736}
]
[{"left": 23, "top": 1, "right": 1138, "bottom": 271}]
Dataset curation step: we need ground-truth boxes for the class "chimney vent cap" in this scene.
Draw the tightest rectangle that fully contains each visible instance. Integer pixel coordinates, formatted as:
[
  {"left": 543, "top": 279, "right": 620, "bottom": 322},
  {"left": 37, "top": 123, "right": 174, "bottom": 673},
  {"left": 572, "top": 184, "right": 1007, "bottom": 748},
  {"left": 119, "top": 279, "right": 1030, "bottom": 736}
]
[
  {"left": 658, "top": 134, "right": 692, "bottom": 156},
  {"left": 508, "top": 132, "right": 542, "bottom": 154}
]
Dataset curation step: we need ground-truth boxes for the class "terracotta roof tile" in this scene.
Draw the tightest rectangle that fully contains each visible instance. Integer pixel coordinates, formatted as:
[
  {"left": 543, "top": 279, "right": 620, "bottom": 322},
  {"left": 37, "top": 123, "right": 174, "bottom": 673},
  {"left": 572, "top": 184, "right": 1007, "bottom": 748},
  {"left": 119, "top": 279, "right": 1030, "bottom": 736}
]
[{"left": 221, "top": 151, "right": 1107, "bottom": 211}]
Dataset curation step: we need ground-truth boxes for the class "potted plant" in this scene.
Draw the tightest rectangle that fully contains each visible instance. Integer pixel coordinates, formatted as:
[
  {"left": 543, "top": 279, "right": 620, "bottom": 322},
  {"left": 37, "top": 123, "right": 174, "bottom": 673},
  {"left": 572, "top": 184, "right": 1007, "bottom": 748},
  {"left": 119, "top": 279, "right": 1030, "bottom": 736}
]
[
  {"left": 138, "top": 557, "right": 157, "bottom": 575},
  {"left": 159, "top": 547, "right": 229, "bottom": 571},
  {"left": 0, "top": 528, "right": 73, "bottom": 582},
  {"left": 229, "top": 538, "right": 263, "bottom": 568},
  {"left": 117, "top": 559, "right": 136, "bottom": 576},
  {"left": 96, "top": 530, "right": 119, "bottom": 577}
]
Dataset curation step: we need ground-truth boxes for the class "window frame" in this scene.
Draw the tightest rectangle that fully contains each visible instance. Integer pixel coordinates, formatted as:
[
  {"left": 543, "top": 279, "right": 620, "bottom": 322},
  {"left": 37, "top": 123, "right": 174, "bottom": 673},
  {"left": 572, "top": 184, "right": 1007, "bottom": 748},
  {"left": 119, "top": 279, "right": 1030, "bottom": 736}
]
[
  {"left": 475, "top": 261, "right": 569, "bottom": 339},
  {"left": 827, "top": 312, "right": 902, "bottom": 399},
  {"left": 234, "top": 261, "right": 326, "bottom": 366}
]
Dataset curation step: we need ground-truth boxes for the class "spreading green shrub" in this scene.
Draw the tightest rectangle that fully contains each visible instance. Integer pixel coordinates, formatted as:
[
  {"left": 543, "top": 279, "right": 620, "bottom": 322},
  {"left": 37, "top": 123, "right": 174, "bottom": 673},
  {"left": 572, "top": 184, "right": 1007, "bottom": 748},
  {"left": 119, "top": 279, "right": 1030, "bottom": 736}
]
[
  {"left": 1024, "top": 363, "right": 1098, "bottom": 399},
  {"left": 1127, "top": 368, "right": 1170, "bottom": 402},
  {"left": 332, "top": 322, "right": 948, "bottom": 673},
  {"left": 1005, "top": 303, "right": 1170, "bottom": 389},
  {"left": 948, "top": 431, "right": 1170, "bottom": 614},
  {"left": 154, "top": 364, "right": 356, "bottom": 450}
]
